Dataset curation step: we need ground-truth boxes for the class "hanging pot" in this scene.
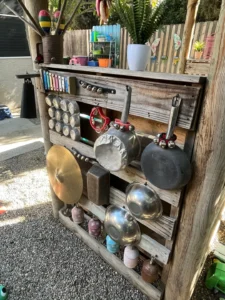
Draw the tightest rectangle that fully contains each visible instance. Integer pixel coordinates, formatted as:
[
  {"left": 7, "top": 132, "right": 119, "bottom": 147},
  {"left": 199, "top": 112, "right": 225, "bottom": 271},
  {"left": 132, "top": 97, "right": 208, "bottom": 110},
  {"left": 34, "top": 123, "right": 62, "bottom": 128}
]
[
  {"left": 94, "top": 86, "right": 140, "bottom": 172},
  {"left": 126, "top": 182, "right": 162, "bottom": 220},
  {"left": 104, "top": 205, "right": 141, "bottom": 246},
  {"left": 141, "top": 95, "right": 192, "bottom": 190}
]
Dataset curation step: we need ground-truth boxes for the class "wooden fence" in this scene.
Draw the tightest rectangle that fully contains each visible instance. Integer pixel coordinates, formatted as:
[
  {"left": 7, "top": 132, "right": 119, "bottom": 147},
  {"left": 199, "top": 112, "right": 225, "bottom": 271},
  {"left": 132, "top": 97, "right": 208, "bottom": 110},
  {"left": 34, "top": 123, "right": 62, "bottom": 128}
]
[{"left": 63, "top": 21, "right": 217, "bottom": 74}]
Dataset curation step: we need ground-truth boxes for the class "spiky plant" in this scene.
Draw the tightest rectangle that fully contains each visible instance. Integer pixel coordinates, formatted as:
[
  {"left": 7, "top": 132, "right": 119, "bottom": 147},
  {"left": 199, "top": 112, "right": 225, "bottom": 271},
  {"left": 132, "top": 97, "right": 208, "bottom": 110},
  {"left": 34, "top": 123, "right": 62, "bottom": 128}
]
[{"left": 114, "top": 0, "right": 166, "bottom": 44}]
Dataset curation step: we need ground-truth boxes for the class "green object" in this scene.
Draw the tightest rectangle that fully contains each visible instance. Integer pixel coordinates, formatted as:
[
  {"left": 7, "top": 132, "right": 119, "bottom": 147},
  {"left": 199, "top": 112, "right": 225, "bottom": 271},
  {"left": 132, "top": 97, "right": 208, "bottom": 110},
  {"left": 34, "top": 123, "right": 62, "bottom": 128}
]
[
  {"left": 93, "top": 31, "right": 98, "bottom": 42},
  {"left": 0, "top": 285, "right": 8, "bottom": 300},
  {"left": 114, "top": 0, "right": 166, "bottom": 44},
  {"left": 205, "top": 262, "right": 225, "bottom": 293},
  {"left": 193, "top": 41, "right": 205, "bottom": 52}
]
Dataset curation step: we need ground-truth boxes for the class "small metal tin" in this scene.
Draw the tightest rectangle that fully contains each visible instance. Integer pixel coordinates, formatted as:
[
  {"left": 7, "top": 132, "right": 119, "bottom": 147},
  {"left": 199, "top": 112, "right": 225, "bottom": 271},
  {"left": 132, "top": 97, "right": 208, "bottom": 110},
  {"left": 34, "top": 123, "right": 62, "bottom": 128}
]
[
  {"left": 68, "top": 101, "right": 79, "bottom": 114},
  {"left": 70, "top": 128, "right": 80, "bottom": 141},
  {"left": 48, "top": 119, "right": 56, "bottom": 129},
  {"left": 48, "top": 107, "right": 56, "bottom": 118},
  {"left": 60, "top": 99, "right": 69, "bottom": 111},
  {"left": 55, "top": 121, "right": 63, "bottom": 133},
  {"left": 123, "top": 246, "right": 139, "bottom": 268},
  {"left": 106, "top": 235, "right": 119, "bottom": 254},
  {"left": 71, "top": 206, "right": 84, "bottom": 224},
  {"left": 45, "top": 94, "right": 54, "bottom": 106},
  {"left": 55, "top": 110, "right": 62, "bottom": 121},
  {"left": 62, "top": 112, "right": 70, "bottom": 124},
  {"left": 52, "top": 96, "right": 61, "bottom": 109},
  {"left": 63, "top": 125, "right": 72, "bottom": 136},
  {"left": 70, "top": 113, "right": 80, "bottom": 127}
]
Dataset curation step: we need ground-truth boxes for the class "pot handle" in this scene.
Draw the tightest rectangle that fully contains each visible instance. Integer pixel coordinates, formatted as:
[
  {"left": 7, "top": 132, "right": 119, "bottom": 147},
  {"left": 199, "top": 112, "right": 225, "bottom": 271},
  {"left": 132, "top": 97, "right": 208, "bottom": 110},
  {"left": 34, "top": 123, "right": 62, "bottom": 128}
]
[
  {"left": 166, "top": 95, "right": 182, "bottom": 139},
  {"left": 121, "top": 85, "right": 132, "bottom": 124}
]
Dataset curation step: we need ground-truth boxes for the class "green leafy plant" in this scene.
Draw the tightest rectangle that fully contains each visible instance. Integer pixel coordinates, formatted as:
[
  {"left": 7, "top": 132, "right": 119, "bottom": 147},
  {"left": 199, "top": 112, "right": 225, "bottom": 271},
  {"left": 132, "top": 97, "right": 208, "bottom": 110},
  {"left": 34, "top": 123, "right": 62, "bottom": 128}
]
[
  {"left": 113, "top": 0, "right": 166, "bottom": 44},
  {"left": 193, "top": 41, "right": 205, "bottom": 52}
]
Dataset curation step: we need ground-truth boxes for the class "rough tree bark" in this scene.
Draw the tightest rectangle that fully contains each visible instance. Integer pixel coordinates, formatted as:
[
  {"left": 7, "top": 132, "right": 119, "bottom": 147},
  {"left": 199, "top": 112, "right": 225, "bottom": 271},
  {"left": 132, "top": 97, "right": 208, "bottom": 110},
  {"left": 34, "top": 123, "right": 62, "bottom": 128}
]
[
  {"left": 165, "top": 1, "right": 225, "bottom": 299},
  {"left": 25, "top": 0, "right": 64, "bottom": 217}
]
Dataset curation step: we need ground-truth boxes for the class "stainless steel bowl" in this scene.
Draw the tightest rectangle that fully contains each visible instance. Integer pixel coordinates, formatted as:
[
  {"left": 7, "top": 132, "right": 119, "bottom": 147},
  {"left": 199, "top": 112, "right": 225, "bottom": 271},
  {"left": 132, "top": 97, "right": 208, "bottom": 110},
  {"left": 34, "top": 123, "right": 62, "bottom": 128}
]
[
  {"left": 104, "top": 205, "right": 141, "bottom": 245},
  {"left": 126, "top": 182, "right": 162, "bottom": 220}
]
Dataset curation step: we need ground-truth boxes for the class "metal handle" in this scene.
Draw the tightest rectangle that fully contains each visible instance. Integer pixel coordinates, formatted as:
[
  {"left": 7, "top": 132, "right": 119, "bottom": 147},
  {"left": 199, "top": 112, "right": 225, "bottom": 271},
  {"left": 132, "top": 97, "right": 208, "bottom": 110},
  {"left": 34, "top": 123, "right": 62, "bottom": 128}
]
[
  {"left": 121, "top": 86, "right": 132, "bottom": 124},
  {"left": 165, "top": 95, "right": 182, "bottom": 139}
]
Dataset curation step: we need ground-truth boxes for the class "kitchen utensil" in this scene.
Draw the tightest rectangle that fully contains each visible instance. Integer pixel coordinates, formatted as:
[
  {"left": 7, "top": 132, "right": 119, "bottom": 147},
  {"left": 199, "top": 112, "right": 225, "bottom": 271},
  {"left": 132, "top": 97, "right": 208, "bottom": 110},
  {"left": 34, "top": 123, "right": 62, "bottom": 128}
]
[
  {"left": 94, "top": 86, "right": 140, "bottom": 172},
  {"left": 68, "top": 101, "right": 79, "bottom": 114},
  {"left": 124, "top": 246, "right": 139, "bottom": 269},
  {"left": 70, "top": 114, "right": 80, "bottom": 127},
  {"left": 71, "top": 206, "right": 84, "bottom": 224},
  {"left": 87, "top": 164, "right": 110, "bottom": 205},
  {"left": 126, "top": 182, "right": 162, "bottom": 220},
  {"left": 106, "top": 235, "right": 119, "bottom": 253},
  {"left": 46, "top": 145, "right": 83, "bottom": 204},
  {"left": 48, "top": 119, "right": 56, "bottom": 130},
  {"left": 98, "top": 58, "right": 111, "bottom": 68},
  {"left": 88, "top": 218, "right": 101, "bottom": 237},
  {"left": 55, "top": 121, "right": 63, "bottom": 133},
  {"left": 70, "top": 128, "right": 81, "bottom": 141},
  {"left": 141, "top": 95, "right": 192, "bottom": 190},
  {"left": 90, "top": 107, "right": 110, "bottom": 133},
  {"left": 141, "top": 257, "right": 159, "bottom": 283},
  {"left": 104, "top": 205, "right": 141, "bottom": 246}
]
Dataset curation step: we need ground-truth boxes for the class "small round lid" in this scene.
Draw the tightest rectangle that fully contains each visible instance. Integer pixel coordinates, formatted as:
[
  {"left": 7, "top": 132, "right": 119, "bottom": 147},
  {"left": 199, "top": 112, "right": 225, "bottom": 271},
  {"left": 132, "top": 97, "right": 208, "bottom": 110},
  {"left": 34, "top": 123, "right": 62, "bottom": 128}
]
[
  {"left": 60, "top": 99, "right": 68, "bottom": 111},
  {"left": 68, "top": 101, "right": 79, "bottom": 114},
  {"left": 63, "top": 125, "right": 70, "bottom": 136},
  {"left": 55, "top": 122, "right": 63, "bottom": 132},
  {"left": 55, "top": 110, "right": 62, "bottom": 121},
  {"left": 62, "top": 112, "right": 70, "bottom": 124}
]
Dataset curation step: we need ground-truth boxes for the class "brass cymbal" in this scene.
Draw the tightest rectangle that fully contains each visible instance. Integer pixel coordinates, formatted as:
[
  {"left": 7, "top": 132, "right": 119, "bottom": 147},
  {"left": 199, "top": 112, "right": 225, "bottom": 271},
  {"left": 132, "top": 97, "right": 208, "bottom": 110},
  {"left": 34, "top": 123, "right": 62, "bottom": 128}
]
[{"left": 46, "top": 145, "right": 83, "bottom": 204}]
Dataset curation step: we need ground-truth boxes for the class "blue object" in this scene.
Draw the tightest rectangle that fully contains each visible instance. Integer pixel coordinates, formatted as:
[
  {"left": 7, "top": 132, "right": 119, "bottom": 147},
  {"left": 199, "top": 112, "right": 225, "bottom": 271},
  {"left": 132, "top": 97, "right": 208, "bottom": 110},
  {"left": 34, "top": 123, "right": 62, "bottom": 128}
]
[
  {"left": 0, "top": 285, "right": 8, "bottom": 300},
  {"left": 42, "top": 70, "right": 48, "bottom": 90},
  {"left": 0, "top": 105, "right": 12, "bottom": 121},
  {"left": 106, "top": 235, "right": 119, "bottom": 254},
  {"left": 88, "top": 61, "right": 99, "bottom": 67}
]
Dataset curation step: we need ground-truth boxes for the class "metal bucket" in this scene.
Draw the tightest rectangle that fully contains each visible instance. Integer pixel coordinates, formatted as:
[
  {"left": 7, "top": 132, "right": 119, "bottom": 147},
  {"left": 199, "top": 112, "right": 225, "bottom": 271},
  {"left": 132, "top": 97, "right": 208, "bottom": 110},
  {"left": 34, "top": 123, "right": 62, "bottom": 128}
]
[{"left": 42, "top": 35, "right": 63, "bottom": 64}]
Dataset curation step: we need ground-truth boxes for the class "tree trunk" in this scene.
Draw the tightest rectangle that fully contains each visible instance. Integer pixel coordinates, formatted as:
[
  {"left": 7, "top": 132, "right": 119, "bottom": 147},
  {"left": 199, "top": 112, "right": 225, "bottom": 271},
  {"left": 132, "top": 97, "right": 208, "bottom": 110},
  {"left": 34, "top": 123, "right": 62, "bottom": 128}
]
[
  {"left": 24, "top": 0, "right": 64, "bottom": 217},
  {"left": 165, "top": 1, "right": 225, "bottom": 299},
  {"left": 178, "top": 0, "right": 199, "bottom": 74}
]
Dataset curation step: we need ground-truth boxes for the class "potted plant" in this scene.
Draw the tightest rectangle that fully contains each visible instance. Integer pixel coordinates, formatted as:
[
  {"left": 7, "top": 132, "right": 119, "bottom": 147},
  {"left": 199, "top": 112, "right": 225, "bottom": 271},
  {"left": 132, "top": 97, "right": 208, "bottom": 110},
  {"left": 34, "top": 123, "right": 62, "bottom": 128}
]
[
  {"left": 193, "top": 41, "right": 205, "bottom": 59},
  {"left": 114, "top": 0, "right": 166, "bottom": 71}
]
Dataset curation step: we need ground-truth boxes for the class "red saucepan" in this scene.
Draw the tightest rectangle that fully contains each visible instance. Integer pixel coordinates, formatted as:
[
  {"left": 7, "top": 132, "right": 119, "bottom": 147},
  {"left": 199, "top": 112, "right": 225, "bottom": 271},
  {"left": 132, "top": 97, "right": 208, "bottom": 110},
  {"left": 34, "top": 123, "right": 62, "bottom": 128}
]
[{"left": 141, "top": 95, "right": 192, "bottom": 190}]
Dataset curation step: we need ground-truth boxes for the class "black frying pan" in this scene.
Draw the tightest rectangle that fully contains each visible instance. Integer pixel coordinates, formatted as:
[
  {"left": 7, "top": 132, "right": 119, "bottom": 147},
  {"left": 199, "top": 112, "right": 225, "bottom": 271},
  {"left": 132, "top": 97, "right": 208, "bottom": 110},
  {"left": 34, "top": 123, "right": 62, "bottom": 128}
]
[{"left": 141, "top": 95, "right": 192, "bottom": 190}]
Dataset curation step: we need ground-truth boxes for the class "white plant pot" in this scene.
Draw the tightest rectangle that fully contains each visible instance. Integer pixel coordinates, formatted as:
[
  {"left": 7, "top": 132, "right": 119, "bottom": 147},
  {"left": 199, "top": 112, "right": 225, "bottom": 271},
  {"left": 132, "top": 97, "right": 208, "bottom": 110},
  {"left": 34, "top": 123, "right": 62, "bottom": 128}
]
[{"left": 127, "top": 44, "right": 150, "bottom": 71}]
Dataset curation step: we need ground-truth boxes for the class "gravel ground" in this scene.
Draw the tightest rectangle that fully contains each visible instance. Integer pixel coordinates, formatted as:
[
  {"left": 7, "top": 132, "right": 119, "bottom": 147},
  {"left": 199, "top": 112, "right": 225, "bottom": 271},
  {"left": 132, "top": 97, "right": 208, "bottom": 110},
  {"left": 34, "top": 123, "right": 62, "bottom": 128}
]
[{"left": 0, "top": 148, "right": 148, "bottom": 300}]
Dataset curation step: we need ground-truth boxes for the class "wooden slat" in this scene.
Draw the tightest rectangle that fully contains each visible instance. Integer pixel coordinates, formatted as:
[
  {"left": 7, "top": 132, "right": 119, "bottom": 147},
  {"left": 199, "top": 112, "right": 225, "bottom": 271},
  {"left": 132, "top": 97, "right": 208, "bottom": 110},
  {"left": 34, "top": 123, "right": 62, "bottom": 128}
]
[
  {"left": 49, "top": 131, "right": 182, "bottom": 207},
  {"left": 59, "top": 210, "right": 164, "bottom": 299},
  {"left": 110, "top": 187, "right": 177, "bottom": 240},
  {"left": 78, "top": 196, "right": 170, "bottom": 264},
  {"left": 185, "top": 60, "right": 210, "bottom": 76},
  {"left": 42, "top": 63, "right": 206, "bottom": 84}
]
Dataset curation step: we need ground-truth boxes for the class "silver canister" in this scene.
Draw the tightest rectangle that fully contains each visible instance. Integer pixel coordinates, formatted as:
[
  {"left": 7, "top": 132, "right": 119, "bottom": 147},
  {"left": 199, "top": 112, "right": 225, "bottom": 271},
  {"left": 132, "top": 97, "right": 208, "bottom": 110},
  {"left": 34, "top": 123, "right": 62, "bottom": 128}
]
[
  {"left": 55, "top": 121, "right": 63, "bottom": 133},
  {"left": 60, "top": 99, "right": 69, "bottom": 112},
  {"left": 70, "top": 128, "right": 81, "bottom": 141},
  {"left": 62, "top": 112, "right": 70, "bottom": 124},
  {"left": 48, "top": 107, "right": 56, "bottom": 118},
  {"left": 68, "top": 101, "right": 79, "bottom": 114},
  {"left": 48, "top": 119, "right": 56, "bottom": 130},
  {"left": 70, "top": 113, "right": 80, "bottom": 127},
  {"left": 55, "top": 110, "right": 62, "bottom": 121},
  {"left": 52, "top": 96, "right": 62, "bottom": 109},
  {"left": 63, "top": 125, "right": 72, "bottom": 137},
  {"left": 45, "top": 94, "right": 55, "bottom": 106}
]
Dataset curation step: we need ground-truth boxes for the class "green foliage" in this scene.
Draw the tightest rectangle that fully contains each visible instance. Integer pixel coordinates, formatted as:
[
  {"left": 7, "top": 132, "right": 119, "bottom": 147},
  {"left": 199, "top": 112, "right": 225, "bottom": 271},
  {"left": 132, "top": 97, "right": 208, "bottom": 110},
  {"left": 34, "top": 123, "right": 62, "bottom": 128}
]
[
  {"left": 193, "top": 41, "right": 205, "bottom": 52},
  {"left": 197, "top": 0, "right": 222, "bottom": 22},
  {"left": 113, "top": 0, "right": 166, "bottom": 44}
]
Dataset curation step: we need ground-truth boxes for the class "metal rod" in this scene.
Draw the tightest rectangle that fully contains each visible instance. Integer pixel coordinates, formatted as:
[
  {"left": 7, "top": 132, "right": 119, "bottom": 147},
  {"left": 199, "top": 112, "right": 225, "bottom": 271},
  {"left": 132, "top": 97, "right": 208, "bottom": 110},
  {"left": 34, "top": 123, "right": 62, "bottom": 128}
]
[
  {"left": 2, "top": 2, "right": 41, "bottom": 36},
  {"left": 121, "top": 85, "right": 132, "bottom": 124},
  {"left": 165, "top": 95, "right": 182, "bottom": 139},
  {"left": 17, "top": 0, "right": 45, "bottom": 36},
  {"left": 63, "top": 0, "right": 82, "bottom": 33},
  {"left": 80, "top": 113, "right": 103, "bottom": 123},
  {"left": 55, "top": 0, "right": 68, "bottom": 35}
]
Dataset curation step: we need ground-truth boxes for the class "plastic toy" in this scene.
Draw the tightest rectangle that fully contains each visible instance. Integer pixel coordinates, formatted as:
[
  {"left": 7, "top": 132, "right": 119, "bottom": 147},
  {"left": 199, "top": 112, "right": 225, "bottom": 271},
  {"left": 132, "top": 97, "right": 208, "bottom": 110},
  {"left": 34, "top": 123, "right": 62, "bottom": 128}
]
[
  {"left": 0, "top": 285, "right": 8, "bottom": 300},
  {"left": 205, "top": 261, "right": 225, "bottom": 293}
]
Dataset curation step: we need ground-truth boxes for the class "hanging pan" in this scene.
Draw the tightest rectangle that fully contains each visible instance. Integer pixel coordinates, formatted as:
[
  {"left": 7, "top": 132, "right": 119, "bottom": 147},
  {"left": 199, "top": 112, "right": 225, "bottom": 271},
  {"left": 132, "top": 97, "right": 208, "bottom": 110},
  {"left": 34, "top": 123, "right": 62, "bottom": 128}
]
[
  {"left": 94, "top": 86, "right": 140, "bottom": 172},
  {"left": 141, "top": 95, "right": 192, "bottom": 190}
]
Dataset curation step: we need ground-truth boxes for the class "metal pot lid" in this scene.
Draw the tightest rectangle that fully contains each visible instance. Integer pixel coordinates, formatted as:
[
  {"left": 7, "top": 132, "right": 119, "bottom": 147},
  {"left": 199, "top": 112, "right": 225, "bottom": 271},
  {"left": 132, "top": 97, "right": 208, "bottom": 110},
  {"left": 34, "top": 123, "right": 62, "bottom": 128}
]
[
  {"left": 46, "top": 145, "right": 83, "bottom": 204},
  {"left": 104, "top": 205, "right": 141, "bottom": 246},
  {"left": 94, "top": 131, "right": 128, "bottom": 172},
  {"left": 126, "top": 182, "right": 162, "bottom": 220}
]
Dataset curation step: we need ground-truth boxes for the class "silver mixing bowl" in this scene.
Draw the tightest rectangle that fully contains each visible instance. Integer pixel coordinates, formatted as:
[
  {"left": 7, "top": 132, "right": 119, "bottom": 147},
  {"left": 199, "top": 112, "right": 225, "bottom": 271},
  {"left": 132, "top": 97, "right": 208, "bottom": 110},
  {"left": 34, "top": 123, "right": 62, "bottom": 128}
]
[
  {"left": 104, "top": 205, "right": 141, "bottom": 245},
  {"left": 126, "top": 182, "right": 163, "bottom": 220}
]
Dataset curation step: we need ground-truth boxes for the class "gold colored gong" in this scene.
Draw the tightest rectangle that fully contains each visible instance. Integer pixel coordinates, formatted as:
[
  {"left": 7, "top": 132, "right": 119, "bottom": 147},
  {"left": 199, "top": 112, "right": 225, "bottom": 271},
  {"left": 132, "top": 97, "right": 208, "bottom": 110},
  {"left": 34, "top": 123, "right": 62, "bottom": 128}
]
[{"left": 46, "top": 145, "right": 83, "bottom": 204}]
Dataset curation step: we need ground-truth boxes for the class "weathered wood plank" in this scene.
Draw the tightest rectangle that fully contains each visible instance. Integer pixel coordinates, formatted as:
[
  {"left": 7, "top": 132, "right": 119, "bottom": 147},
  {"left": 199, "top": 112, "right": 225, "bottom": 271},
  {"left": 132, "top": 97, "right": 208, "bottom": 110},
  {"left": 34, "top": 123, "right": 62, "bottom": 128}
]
[
  {"left": 78, "top": 196, "right": 170, "bottom": 264},
  {"left": 185, "top": 60, "right": 210, "bottom": 75},
  {"left": 59, "top": 210, "right": 164, "bottom": 299},
  {"left": 110, "top": 187, "right": 177, "bottom": 240},
  {"left": 41, "top": 63, "right": 206, "bottom": 84},
  {"left": 49, "top": 130, "right": 182, "bottom": 207}
]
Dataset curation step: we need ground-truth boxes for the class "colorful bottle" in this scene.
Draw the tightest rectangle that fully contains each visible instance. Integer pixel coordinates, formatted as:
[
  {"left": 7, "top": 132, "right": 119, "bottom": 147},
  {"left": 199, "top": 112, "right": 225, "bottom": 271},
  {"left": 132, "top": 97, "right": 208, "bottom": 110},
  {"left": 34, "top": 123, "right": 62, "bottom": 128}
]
[
  {"left": 71, "top": 206, "right": 84, "bottom": 224},
  {"left": 123, "top": 246, "right": 139, "bottom": 268},
  {"left": 106, "top": 235, "right": 119, "bottom": 254},
  {"left": 38, "top": 10, "right": 51, "bottom": 34},
  {"left": 88, "top": 218, "right": 101, "bottom": 237},
  {"left": 141, "top": 257, "right": 159, "bottom": 283}
]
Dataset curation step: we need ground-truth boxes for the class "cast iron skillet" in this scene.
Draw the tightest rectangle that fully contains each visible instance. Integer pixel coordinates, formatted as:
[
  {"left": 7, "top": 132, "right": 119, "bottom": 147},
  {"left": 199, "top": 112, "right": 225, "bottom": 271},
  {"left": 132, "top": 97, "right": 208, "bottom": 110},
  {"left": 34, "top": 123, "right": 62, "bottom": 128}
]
[{"left": 141, "top": 95, "right": 192, "bottom": 190}]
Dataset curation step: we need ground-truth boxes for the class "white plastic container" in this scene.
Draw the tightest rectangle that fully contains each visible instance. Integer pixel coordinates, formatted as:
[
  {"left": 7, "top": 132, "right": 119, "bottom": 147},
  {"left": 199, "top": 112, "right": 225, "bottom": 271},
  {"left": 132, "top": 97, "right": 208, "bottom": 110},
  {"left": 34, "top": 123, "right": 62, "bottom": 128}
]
[
  {"left": 123, "top": 246, "right": 139, "bottom": 269},
  {"left": 127, "top": 44, "right": 150, "bottom": 71}
]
